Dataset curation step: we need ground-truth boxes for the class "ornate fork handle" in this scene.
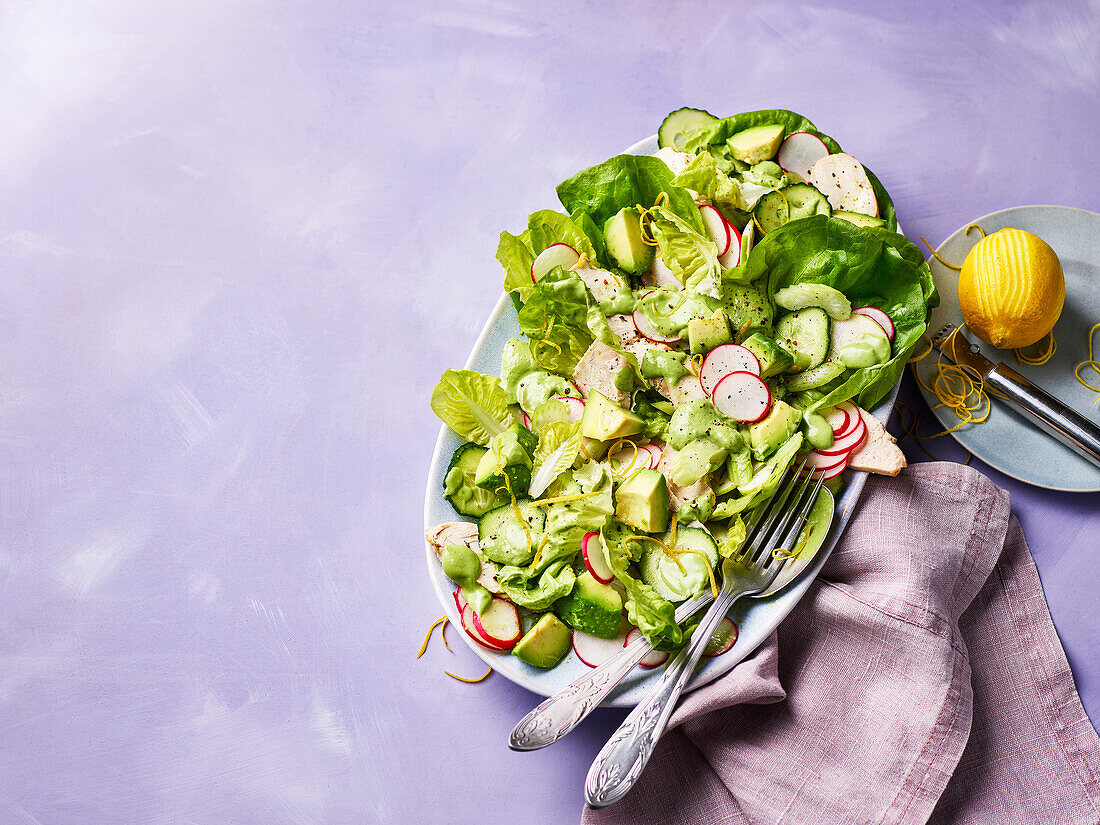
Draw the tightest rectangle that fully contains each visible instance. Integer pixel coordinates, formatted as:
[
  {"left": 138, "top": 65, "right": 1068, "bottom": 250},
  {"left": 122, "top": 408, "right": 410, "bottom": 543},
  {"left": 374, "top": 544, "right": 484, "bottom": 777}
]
[
  {"left": 509, "top": 593, "right": 712, "bottom": 751},
  {"left": 584, "top": 585, "right": 743, "bottom": 808}
]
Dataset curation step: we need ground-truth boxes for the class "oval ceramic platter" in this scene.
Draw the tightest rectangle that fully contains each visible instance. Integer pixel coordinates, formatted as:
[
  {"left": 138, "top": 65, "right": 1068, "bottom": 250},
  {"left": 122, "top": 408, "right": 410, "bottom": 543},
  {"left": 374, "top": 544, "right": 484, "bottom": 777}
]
[
  {"left": 424, "top": 135, "right": 902, "bottom": 706},
  {"left": 916, "top": 205, "right": 1100, "bottom": 492}
]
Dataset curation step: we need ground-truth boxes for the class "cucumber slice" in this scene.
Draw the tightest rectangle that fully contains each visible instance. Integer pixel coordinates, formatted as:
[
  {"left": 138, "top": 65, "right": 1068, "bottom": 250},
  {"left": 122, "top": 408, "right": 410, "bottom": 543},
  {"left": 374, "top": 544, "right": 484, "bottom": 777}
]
[
  {"left": 776, "top": 308, "right": 831, "bottom": 370},
  {"left": 834, "top": 211, "right": 886, "bottom": 228},
  {"left": 782, "top": 183, "right": 832, "bottom": 221},
  {"left": 773, "top": 283, "right": 852, "bottom": 320},
  {"left": 443, "top": 443, "right": 508, "bottom": 518},
  {"left": 658, "top": 107, "right": 719, "bottom": 151},
  {"left": 639, "top": 527, "right": 719, "bottom": 602},
  {"left": 478, "top": 501, "right": 545, "bottom": 566},
  {"left": 784, "top": 361, "right": 846, "bottom": 392},
  {"left": 752, "top": 190, "right": 789, "bottom": 235}
]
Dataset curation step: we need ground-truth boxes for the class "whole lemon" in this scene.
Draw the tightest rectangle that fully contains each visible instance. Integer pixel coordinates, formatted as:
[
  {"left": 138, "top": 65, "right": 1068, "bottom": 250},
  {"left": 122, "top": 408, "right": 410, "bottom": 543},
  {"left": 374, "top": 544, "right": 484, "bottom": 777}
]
[{"left": 957, "top": 228, "right": 1064, "bottom": 349}]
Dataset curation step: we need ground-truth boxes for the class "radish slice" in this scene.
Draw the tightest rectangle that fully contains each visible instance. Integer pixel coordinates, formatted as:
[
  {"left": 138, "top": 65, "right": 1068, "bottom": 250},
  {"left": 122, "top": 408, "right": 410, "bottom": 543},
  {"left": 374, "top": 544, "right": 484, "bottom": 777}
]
[
  {"left": 582, "top": 531, "right": 615, "bottom": 585},
  {"left": 573, "top": 625, "right": 631, "bottom": 668},
  {"left": 853, "top": 306, "right": 896, "bottom": 341},
  {"left": 472, "top": 598, "right": 522, "bottom": 649},
  {"left": 648, "top": 255, "right": 680, "bottom": 288},
  {"left": 817, "top": 414, "right": 867, "bottom": 456},
  {"left": 699, "top": 205, "right": 731, "bottom": 257},
  {"left": 802, "top": 450, "right": 849, "bottom": 471},
  {"left": 625, "top": 628, "right": 669, "bottom": 668},
  {"left": 703, "top": 617, "right": 738, "bottom": 657},
  {"left": 806, "top": 458, "right": 848, "bottom": 481},
  {"left": 777, "top": 132, "right": 830, "bottom": 180},
  {"left": 609, "top": 443, "right": 650, "bottom": 475},
  {"left": 554, "top": 395, "right": 585, "bottom": 423},
  {"left": 807, "top": 153, "right": 878, "bottom": 217},
  {"left": 700, "top": 344, "right": 761, "bottom": 395},
  {"left": 718, "top": 219, "right": 743, "bottom": 269},
  {"left": 632, "top": 309, "right": 681, "bottom": 345},
  {"left": 822, "top": 406, "right": 851, "bottom": 436},
  {"left": 643, "top": 444, "right": 662, "bottom": 470},
  {"left": 711, "top": 371, "right": 771, "bottom": 423},
  {"left": 453, "top": 587, "right": 467, "bottom": 614},
  {"left": 521, "top": 412, "right": 532, "bottom": 429},
  {"left": 531, "top": 243, "right": 580, "bottom": 283},
  {"left": 461, "top": 604, "right": 509, "bottom": 651}
]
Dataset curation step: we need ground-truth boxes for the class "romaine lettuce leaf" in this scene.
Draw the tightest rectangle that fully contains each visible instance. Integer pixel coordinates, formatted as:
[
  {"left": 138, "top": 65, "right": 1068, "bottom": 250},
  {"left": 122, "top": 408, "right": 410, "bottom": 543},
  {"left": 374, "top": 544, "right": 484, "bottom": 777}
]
[
  {"left": 430, "top": 369, "right": 513, "bottom": 446},
  {"left": 711, "top": 433, "right": 804, "bottom": 519},
  {"left": 529, "top": 421, "right": 582, "bottom": 498},
  {"left": 556, "top": 154, "right": 705, "bottom": 235},
  {"left": 496, "top": 560, "right": 576, "bottom": 611},
  {"left": 745, "top": 215, "right": 935, "bottom": 411}
]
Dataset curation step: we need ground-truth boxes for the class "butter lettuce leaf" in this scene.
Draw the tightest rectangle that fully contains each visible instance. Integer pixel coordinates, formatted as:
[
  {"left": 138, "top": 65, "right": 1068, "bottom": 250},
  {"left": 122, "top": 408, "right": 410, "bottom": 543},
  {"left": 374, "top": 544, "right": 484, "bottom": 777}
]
[
  {"left": 517, "top": 267, "right": 639, "bottom": 378},
  {"left": 746, "top": 215, "right": 935, "bottom": 410},
  {"left": 672, "top": 152, "right": 750, "bottom": 211},
  {"left": 496, "top": 560, "right": 576, "bottom": 611},
  {"left": 650, "top": 206, "right": 722, "bottom": 299},
  {"left": 497, "top": 229, "right": 535, "bottom": 302},
  {"left": 556, "top": 154, "right": 705, "bottom": 235},
  {"left": 711, "top": 433, "right": 804, "bottom": 520},
  {"left": 498, "top": 210, "right": 600, "bottom": 304},
  {"left": 601, "top": 528, "right": 680, "bottom": 645},
  {"left": 430, "top": 369, "right": 513, "bottom": 446}
]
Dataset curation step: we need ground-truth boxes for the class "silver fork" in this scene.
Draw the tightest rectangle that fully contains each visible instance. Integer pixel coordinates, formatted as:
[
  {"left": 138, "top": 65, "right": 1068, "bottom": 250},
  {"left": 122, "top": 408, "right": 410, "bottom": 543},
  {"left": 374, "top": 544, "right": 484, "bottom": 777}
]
[{"left": 585, "top": 467, "right": 826, "bottom": 809}]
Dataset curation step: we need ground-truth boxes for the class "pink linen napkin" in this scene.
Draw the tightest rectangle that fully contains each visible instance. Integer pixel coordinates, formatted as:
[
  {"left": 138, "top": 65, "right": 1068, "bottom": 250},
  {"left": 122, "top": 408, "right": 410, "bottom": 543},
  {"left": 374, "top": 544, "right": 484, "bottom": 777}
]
[{"left": 583, "top": 463, "right": 1100, "bottom": 825}]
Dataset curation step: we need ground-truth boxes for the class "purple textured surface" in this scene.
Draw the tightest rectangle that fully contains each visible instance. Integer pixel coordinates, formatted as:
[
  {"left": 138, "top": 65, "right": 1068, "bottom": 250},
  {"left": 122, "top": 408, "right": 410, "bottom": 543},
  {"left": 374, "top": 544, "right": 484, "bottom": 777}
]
[{"left": 0, "top": 2, "right": 1097, "bottom": 823}]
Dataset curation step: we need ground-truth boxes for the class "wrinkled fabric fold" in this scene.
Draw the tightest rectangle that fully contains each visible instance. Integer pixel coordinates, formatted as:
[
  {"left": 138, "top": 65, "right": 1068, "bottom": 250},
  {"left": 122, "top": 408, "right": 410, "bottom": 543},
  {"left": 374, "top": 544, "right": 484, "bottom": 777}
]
[{"left": 582, "top": 463, "right": 1100, "bottom": 825}]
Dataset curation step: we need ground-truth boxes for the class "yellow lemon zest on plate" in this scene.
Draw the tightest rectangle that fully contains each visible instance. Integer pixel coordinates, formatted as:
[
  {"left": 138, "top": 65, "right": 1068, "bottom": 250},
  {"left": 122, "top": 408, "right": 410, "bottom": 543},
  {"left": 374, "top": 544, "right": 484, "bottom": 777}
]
[
  {"left": 529, "top": 488, "right": 604, "bottom": 507},
  {"left": 1074, "top": 323, "right": 1100, "bottom": 399},
  {"left": 444, "top": 667, "right": 493, "bottom": 683},
  {"left": 1014, "top": 331, "right": 1057, "bottom": 366},
  {"left": 907, "top": 334, "right": 934, "bottom": 364},
  {"left": 920, "top": 236, "right": 962, "bottom": 271},
  {"left": 912, "top": 333, "right": 991, "bottom": 436},
  {"left": 773, "top": 520, "right": 812, "bottom": 561},
  {"left": 417, "top": 616, "right": 448, "bottom": 659}
]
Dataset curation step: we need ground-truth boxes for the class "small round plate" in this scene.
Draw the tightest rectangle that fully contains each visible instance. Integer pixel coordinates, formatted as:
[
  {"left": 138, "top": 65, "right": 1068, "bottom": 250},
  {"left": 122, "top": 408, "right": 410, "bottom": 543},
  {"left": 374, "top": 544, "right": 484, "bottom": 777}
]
[{"left": 916, "top": 205, "right": 1100, "bottom": 492}]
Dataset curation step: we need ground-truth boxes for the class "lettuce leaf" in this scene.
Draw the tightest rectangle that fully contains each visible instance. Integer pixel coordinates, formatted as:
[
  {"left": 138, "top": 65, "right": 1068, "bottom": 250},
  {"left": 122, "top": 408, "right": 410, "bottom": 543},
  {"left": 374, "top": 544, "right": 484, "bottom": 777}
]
[
  {"left": 556, "top": 154, "right": 705, "bottom": 235},
  {"left": 746, "top": 215, "right": 935, "bottom": 411},
  {"left": 672, "top": 152, "right": 750, "bottom": 211},
  {"left": 711, "top": 433, "right": 804, "bottom": 519},
  {"left": 528, "top": 421, "right": 582, "bottom": 498},
  {"left": 496, "top": 560, "right": 576, "bottom": 611},
  {"left": 497, "top": 210, "right": 600, "bottom": 304},
  {"left": 517, "top": 267, "right": 639, "bottom": 378},
  {"left": 430, "top": 369, "right": 513, "bottom": 446},
  {"left": 601, "top": 528, "right": 680, "bottom": 645},
  {"left": 650, "top": 206, "right": 722, "bottom": 299}
]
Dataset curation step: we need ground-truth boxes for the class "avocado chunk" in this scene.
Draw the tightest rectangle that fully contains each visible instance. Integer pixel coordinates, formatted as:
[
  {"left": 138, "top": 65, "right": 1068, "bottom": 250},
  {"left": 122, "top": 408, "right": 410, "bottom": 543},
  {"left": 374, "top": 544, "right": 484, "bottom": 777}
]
[
  {"left": 603, "top": 207, "right": 654, "bottom": 274},
  {"left": 748, "top": 399, "right": 802, "bottom": 460},
  {"left": 615, "top": 468, "right": 670, "bottom": 533},
  {"left": 554, "top": 571, "right": 623, "bottom": 639},
  {"left": 688, "top": 312, "right": 732, "bottom": 355},
  {"left": 726, "top": 124, "right": 785, "bottom": 164},
  {"left": 740, "top": 333, "right": 795, "bottom": 379},
  {"left": 474, "top": 423, "right": 536, "bottom": 495},
  {"left": 513, "top": 613, "right": 573, "bottom": 668},
  {"left": 580, "top": 390, "right": 644, "bottom": 442}
]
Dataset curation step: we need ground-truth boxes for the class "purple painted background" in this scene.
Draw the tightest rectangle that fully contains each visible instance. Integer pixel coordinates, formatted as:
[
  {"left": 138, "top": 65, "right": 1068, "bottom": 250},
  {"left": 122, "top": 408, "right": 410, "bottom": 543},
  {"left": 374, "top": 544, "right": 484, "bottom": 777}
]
[{"left": 0, "top": 1, "right": 1097, "bottom": 823}]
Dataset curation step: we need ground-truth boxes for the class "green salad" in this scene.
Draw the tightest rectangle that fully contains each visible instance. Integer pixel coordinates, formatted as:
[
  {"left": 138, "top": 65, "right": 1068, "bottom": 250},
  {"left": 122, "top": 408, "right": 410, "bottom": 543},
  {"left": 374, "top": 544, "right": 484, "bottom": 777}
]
[{"left": 427, "top": 108, "right": 937, "bottom": 671}]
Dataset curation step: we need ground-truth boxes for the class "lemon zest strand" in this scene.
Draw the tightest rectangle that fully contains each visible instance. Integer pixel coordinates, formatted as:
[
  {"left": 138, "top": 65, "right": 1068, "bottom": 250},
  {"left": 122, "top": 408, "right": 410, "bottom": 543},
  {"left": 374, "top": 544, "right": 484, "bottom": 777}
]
[
  {"left": 625, "top": 535, "right": 685, "bottom": 576},
  {"left": 907, "top": 334, "right": 934, "bottom": 364},
  {"left": 1073, "top": 323, "right": 1100, "bottom": 399},
  {"left": 666, "top": 546, "right": 718, "bottom": 599},
  {"left": 653, "top": 191, "right": 670, "bottom": 209},
  {"left": 438, "top": 618, "right": 453, "bottom": 653},
  {"left": 529, "top": 533, "right": 550, "bottom": 569},
  {"left": 608, "top": 438, "right": 641, "bottom": 480},
  {"left": 919, "top": 236, "right": 962, "bottom": 271},
  {"left": 1014, "top": 331, "right": 1057, "bottom": 366},
  {"left": 444, "top": 667, "right": 493, "bottom": 683},
  {"left": 689, "top": 353, "right": 704, "bottom": 377},
  {"left": 417, "top": 616, "right": 447, "bottom": 659},
  {"left": 497, "top": 474, "right": 533, "bottom": 557},
  {"left": 639, "top": 206, "right": 660, "bottom": 247},
  {"left": 965, "top": 223, "right": 987, "bottom": 239}
]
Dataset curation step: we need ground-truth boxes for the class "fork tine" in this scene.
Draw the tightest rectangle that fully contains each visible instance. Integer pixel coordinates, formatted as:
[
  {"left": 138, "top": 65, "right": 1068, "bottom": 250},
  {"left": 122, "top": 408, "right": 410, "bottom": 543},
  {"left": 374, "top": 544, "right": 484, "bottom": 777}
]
[
  {"left": 755, "top": 471, "right": 828, "bottom": 574},
  {"left": 740, "top": 462, "right": 808, "bottom": 565}
]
